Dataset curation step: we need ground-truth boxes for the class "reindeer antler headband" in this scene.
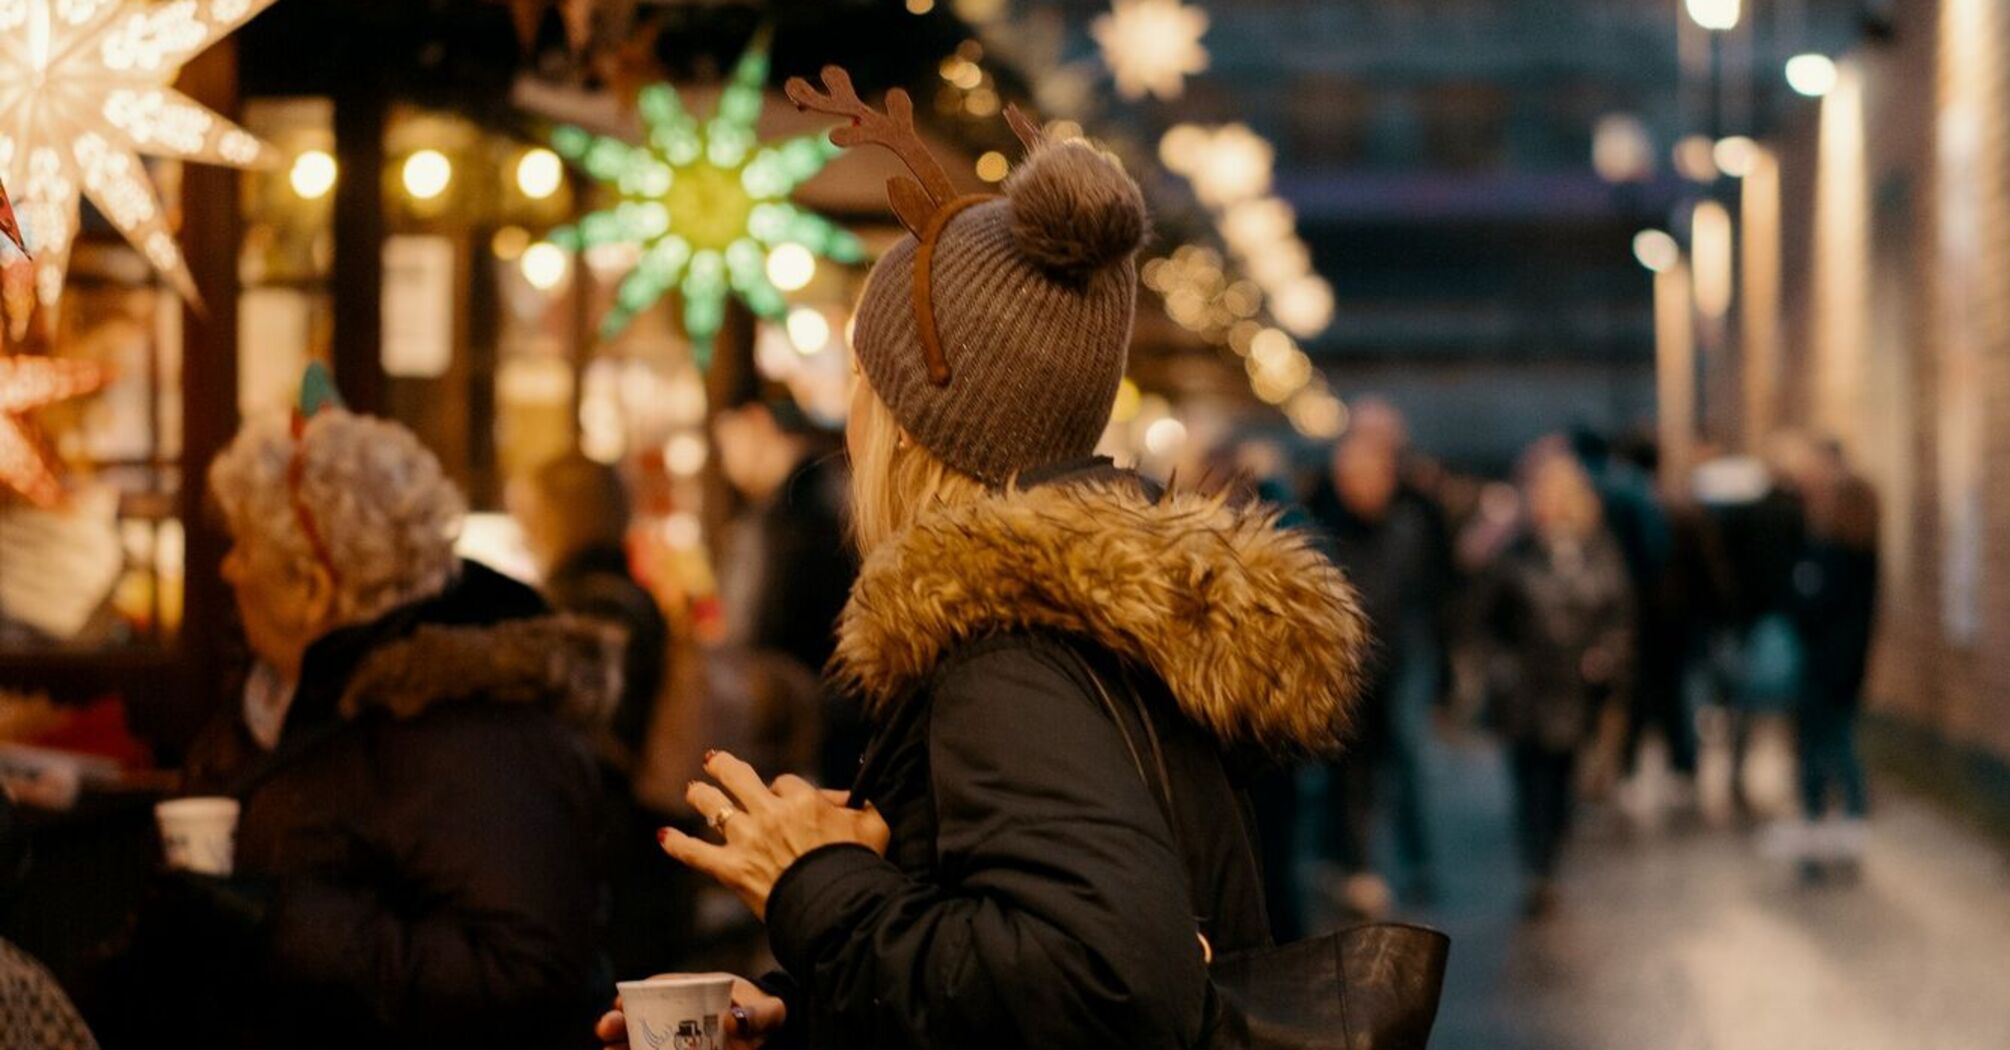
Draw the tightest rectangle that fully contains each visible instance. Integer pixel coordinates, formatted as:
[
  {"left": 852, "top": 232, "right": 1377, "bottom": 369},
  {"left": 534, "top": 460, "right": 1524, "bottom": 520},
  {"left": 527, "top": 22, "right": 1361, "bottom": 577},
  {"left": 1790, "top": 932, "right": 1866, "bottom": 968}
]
[{"left": 785, "top": 66, "right": 1043, "bottom": 387}]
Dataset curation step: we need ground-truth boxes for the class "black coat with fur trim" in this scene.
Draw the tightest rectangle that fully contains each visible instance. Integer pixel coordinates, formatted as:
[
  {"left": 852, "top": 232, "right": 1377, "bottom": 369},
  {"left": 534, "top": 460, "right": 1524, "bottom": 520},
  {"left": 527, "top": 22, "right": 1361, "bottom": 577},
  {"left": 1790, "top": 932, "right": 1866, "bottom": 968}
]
[
  {"left": 168, "top": 562, "right": 618, "bottom": 1050},
  {"left": 762, "top": 465, "right": 1369, "bottom": 1050}
]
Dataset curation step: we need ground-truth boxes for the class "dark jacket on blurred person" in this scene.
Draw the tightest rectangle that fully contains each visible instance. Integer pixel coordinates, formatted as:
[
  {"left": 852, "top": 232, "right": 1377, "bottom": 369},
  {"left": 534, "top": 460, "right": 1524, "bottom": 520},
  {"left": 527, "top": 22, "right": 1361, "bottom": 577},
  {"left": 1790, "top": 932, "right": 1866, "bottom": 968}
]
[
  {"left": 720, "top": 454, "right": 854, "bottom": 676},
  {"left": 755, "top": 466, "right": 1369, "bottom": 1050},
  {"left": 1714, "top": 485, "right": 1808, "bottom": 632},
  {"left": 1479, "top": 532, "right": 1635, "bottom": 752},
  {"left": 718, "top": 453, "right": 860, "bottom": 784},
  {"left": 1790, "top": 479, "right": 1879, "bottom": 712},
  {"left": 544, "top": 543, "right": 668, "bottom": 759},
  {"left": 145, "top": 562, "right": 617, "bottom": 1050}
]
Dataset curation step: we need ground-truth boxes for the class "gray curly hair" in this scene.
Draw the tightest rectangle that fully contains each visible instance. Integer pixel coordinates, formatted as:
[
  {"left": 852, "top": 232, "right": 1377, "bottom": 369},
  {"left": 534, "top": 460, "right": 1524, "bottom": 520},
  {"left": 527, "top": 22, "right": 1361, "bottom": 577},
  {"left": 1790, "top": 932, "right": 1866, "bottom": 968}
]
[{"left": 209, "top": 409, "right": 466, "bottom": 624}]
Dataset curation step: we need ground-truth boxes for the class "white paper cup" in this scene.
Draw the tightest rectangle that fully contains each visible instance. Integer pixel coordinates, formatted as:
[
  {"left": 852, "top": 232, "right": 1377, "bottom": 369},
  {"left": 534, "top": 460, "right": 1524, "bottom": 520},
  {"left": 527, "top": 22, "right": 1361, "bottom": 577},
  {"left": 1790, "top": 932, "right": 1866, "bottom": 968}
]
[
  {"left": 618, "top": 974, "right": 735, "bottom": 1050},
  {"left": 155, "top": 797, "right": 240, "bottom": 876}
]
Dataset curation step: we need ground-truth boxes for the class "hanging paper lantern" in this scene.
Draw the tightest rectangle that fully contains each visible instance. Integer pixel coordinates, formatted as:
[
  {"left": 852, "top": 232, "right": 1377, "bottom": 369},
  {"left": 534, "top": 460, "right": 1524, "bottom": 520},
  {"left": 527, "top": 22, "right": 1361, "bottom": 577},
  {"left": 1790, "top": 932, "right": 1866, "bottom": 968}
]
[
  {"left": 0, "top": 0, "right": 282, "bottom": 336},
  {"left": 0, "top": 354, "right": 110, "bottom": 508}
]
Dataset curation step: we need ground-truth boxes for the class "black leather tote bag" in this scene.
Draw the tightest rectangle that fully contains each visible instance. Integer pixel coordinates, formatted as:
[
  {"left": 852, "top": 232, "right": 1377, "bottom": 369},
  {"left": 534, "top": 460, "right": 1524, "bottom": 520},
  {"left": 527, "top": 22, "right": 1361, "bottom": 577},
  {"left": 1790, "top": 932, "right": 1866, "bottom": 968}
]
[{"left": 1068, "top": 648, "right": 1450, "bottom": 1050}]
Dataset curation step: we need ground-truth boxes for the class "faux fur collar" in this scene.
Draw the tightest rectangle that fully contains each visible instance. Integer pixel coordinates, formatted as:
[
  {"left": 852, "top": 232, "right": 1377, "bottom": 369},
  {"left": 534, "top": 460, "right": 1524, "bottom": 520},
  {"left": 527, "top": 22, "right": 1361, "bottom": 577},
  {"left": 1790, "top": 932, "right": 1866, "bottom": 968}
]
[
  {"left": 832, "top": 480, "right": 1370, "bottom": 755},
  {"left": 338, "top": 615, "right": 623, "bottom": 728}
]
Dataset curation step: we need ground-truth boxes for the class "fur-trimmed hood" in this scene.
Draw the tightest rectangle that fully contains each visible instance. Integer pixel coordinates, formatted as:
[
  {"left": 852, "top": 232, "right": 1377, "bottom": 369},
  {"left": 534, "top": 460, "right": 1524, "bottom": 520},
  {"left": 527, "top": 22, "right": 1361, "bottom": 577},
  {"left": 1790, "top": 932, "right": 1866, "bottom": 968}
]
[
  {"left": 337, "top": 614, "right": 623, "bottom": 729},
  {"left": 832, "top": 476, "right": 1371, "bottom": 754}
]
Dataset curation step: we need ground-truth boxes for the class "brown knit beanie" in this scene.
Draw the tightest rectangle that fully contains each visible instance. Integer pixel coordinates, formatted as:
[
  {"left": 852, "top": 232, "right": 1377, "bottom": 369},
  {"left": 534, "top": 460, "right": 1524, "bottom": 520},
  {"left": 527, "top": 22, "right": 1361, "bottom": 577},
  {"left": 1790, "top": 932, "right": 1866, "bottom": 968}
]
[{"left": 786, "top": 68, "right": 1149, "bottom": 485}]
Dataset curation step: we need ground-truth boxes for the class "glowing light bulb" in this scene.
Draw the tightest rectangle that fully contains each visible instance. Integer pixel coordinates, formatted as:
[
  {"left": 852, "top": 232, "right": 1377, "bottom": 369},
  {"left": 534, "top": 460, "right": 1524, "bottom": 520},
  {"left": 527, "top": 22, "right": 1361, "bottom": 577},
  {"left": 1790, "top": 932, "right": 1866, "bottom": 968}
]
[
  {"left": 1673, "top": 135, "right": 1719, "bottom": 182},
  {"left": 1713, "top": 136, "right": 1759, "bottom": 178},
  {"left": 1786, "top": 54, "right": 1838, "bottom": 98},
  {"left": 289, "top": 150, "right": 337, "bottom": 200},
  {"left": 786, "top": 306, "right": 831, "bottom": 355},
  {"left": 521, "top": 242, "right": 569, "bottom": 291},
  {"left": 1685, "top": 0, "right": 1739, "bottom": 31},
  {"left": 766, "top": 243, "right": 816, "bottom": 291},
  {"left": 1591, "top": 115, "right": 1654, "bottom": 184},
  {"left": 516, "top": 148, "right": 564, "bottom": 200},
  {"left": 662, "top": 512, "right": 702, "bottom": 549},
  {"left": 1144, "top": 417, "right": 1188, "bottom": 457},
  {"left": 1249, "top": 327, "right": 1295, "bottom": 368},
  {"left": 1158, "top": 123, "right": 1210, "bottom": 174},
  {"left": 403, "top": 150, "right": 452, "bottom": 200},
  {"left": 491, "top": 225, "right": 531, "bottom": 261},
  {"left": 1270, "top": 275, "right": 1334, "bottom": 338},
  {"left": 664, "top": 433, "right": 708, "bottom": 477},
  {"left": 1633, "top": 229, "right": 1680, "bottom": 273},
  {"left": 975, "top": 151, "right": 1010, "bottom": 183}
]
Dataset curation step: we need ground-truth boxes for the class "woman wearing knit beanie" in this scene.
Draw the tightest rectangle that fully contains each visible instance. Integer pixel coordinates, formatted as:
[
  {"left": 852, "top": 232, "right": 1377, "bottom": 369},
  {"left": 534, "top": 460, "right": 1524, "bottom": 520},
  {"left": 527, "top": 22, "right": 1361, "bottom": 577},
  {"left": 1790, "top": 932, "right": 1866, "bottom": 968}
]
[{"left": 602, "top": 70, "right": 1370, "bottom": 1050}]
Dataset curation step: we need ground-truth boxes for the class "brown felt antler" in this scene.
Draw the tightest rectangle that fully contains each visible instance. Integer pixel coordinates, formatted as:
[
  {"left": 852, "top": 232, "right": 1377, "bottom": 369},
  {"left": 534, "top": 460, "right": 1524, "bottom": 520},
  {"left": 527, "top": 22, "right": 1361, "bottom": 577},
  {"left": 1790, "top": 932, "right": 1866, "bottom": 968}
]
[
  {"left": 1003, "top": 104, "right": 1047, "bottom": 153},
  {"left": 785, "top": 66, "right": 957, "bottom": 237}
]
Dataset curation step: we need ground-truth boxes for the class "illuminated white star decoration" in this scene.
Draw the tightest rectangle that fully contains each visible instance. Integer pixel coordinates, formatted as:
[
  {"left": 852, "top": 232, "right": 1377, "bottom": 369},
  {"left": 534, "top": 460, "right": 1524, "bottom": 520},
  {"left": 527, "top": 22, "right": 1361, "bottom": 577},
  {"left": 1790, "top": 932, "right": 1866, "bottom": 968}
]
[
  {"left": 550, "top": 43, "right": 865, "bottom": 367},
  {"left": 1091, "top": 0, "right": 1209, "bottom": 102},
  {"left": 0, "top": 0, "right": 281, "bottom": 335}
]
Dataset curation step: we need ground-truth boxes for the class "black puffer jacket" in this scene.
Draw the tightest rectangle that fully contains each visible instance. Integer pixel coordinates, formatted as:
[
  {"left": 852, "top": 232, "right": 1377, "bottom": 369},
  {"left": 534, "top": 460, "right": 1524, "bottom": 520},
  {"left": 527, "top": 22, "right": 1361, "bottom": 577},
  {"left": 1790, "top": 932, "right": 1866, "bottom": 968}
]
[
  {"left": 167, "top": 563, "right": 619, "bottom": 1050},
  {"left": 760, "top": 465, "right": 1370, "bottom": 1050}
]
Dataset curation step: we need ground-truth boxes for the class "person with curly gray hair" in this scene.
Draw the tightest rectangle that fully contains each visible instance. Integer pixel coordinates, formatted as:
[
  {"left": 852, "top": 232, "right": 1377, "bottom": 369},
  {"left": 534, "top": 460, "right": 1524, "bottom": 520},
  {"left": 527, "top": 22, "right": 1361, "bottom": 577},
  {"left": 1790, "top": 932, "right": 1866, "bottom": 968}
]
[{"left": 116, "top": 386, "right": 621, "bottom": 1050}]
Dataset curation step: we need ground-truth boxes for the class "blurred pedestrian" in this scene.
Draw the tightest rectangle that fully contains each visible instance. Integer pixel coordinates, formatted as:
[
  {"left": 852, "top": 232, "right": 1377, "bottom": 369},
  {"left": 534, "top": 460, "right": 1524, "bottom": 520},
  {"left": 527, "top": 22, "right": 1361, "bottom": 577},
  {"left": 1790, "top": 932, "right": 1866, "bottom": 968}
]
[
  {"left": 1211, "top": 438, "right": 1315, "bottom": 944},
  {"left": 1787, "top": 442, "right": 1880, "bottom": 881},
  {"left": 515, "top": 452, "right": 698, "bottom": 978},
  {"left": 1697, "top": 436, "right": 1813, "bottom": 821},
  {"left": 516, "top": 452, "right": 668, "bottom": 762},
  {"left": 1307, "top": 431, "right": 1439, "bottom": 915},
  {"left": 1581, "top": 431, "right": 1695, "bottom": 803},
  {"left": 116, "top": 381, "right": 616, "bottom": 1050},
  {"left": 713, "top": 401, "right": 858, "bottom": 784},
  {"left": 603, "top": 117, "right": 1371, "bottom": 1050},
  {"left": 1477, "top": 451, "right": 1633, "bottom": 917}
]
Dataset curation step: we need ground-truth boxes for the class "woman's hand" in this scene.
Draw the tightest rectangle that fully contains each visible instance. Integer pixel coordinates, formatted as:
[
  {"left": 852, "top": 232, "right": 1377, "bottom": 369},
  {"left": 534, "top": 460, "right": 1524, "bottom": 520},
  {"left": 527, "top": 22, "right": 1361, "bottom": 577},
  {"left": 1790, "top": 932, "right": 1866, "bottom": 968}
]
[
  {"left": 660, "top": 751, "right": 890, "bottom": 920},
  {"left": 594, "top": 974, "right": 784, "bottom": 1050}
]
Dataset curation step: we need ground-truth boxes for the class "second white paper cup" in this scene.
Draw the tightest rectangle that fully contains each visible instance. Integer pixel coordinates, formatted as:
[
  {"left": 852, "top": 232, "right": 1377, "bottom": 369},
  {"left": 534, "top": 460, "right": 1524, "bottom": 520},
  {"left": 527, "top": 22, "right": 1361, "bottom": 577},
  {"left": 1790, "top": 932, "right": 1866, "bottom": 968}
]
[
  {"left": 155, "top": 796, "right": 240, "bottom": 876},
  {"left": 618, "top": 974, "right": 736, "bottom": 1050}
]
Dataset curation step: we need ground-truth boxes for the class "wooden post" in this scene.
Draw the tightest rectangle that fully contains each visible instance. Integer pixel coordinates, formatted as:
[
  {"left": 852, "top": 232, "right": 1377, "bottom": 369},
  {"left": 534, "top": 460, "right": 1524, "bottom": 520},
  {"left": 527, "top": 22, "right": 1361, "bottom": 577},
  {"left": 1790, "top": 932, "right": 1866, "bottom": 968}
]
[
  {"left": 331, "top": 80, "right": 386, "bottom": 415},
  {"left": 165, "top": 40, "right": 245, "bottom": 751}
]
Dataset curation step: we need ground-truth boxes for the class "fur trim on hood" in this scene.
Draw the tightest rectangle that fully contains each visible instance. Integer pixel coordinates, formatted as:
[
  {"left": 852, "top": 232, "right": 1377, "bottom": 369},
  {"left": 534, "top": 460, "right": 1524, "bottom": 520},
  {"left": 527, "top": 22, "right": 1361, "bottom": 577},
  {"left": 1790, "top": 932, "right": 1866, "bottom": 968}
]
[
  {"left": 338, "top": 615, "right": 623, "bottom": 728},
  {"left": 832, "top": 479, "right": 1370, "bottom": 755}
]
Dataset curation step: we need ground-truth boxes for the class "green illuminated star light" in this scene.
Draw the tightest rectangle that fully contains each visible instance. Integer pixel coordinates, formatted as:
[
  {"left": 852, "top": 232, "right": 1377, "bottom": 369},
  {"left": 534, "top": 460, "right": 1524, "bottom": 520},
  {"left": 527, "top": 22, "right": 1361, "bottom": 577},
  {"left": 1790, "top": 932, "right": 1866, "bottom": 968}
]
[{"left": 551, "top": 44, "right": 866, "bottom": 366}]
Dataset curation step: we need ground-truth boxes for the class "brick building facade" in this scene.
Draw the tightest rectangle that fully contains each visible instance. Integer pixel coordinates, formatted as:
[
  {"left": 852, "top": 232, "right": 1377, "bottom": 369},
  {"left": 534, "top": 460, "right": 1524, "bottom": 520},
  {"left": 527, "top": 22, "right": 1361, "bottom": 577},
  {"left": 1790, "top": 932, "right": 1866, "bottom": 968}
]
[{"left": 1769, "top": 0, "right": 2010, "bottom": 771}]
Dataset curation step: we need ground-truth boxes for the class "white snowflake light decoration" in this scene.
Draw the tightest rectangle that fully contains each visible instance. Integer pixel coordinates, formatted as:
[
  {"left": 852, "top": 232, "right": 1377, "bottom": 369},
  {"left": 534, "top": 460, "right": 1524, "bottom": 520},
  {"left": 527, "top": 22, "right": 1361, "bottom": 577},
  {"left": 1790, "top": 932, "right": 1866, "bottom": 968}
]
[
  {"left": 1091, "top": 0, "right": 1209, "bottom": 101},
  {"left": 0, "top": 0, "right": 281, "bottom": 332}
]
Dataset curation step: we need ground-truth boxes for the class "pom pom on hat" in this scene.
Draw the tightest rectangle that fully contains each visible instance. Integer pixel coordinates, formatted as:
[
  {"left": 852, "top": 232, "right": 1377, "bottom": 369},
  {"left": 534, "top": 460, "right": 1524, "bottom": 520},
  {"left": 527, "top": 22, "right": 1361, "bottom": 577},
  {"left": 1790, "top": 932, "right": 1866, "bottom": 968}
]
[{"left": 1006, "top": 141, "right": 1148, "bottom": 281}]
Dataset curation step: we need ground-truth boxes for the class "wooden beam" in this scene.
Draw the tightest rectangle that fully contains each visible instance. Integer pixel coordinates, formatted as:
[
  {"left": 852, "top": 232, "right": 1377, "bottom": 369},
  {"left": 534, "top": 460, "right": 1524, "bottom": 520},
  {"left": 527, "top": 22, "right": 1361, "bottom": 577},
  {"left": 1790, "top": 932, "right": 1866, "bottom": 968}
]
[
  {"left": 163, "top": 38, "right": 245, "bottom": 754},
  {"left": 331, "top": 79, "right": 386, "bottom": 415}
]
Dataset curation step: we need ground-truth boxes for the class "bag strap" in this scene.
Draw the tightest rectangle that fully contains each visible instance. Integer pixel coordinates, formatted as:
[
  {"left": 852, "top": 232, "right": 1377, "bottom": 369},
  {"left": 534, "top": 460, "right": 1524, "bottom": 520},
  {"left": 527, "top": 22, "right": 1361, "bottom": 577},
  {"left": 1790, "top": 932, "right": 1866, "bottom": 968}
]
[
  {"left": 1061, "top": 643, "right": 1214, "bottom": 963},
  {"left": 1062, "top": 643, "right": 1176, "bottom": 831}
]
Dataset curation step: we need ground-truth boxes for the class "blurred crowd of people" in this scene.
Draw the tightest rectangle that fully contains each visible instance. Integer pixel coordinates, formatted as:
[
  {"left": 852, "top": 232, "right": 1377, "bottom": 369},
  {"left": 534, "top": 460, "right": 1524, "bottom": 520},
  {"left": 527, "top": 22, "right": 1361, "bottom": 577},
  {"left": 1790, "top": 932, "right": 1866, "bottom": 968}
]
[
  {"left": 0, "top": 378, "right": 1884, "bottom": 1047},
  {"left": 1232, "top": 400, "right": 1883, "bottom": 927}
]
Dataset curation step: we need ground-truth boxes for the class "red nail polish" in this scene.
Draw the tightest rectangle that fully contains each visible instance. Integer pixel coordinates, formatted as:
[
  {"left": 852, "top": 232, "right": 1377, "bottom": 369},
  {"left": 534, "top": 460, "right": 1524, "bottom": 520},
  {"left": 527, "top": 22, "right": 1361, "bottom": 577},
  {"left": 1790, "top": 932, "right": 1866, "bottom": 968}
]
[
  {"left": 656, "top": 828, "right": 671, "bottom": 845},
  {"left": 704, "top": 749, "right": 719, "bottom": 762}
]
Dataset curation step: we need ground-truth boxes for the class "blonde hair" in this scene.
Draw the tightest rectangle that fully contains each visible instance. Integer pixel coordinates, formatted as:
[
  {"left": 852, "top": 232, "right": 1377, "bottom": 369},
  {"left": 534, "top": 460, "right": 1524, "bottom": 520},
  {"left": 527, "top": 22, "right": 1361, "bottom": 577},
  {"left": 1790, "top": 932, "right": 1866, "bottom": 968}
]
[
  {"left": 847, "top": 382, "right": 988, "bottom": 554},
  {"left": 209, "top": 409, "right": 466, "bottom": 623}
]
